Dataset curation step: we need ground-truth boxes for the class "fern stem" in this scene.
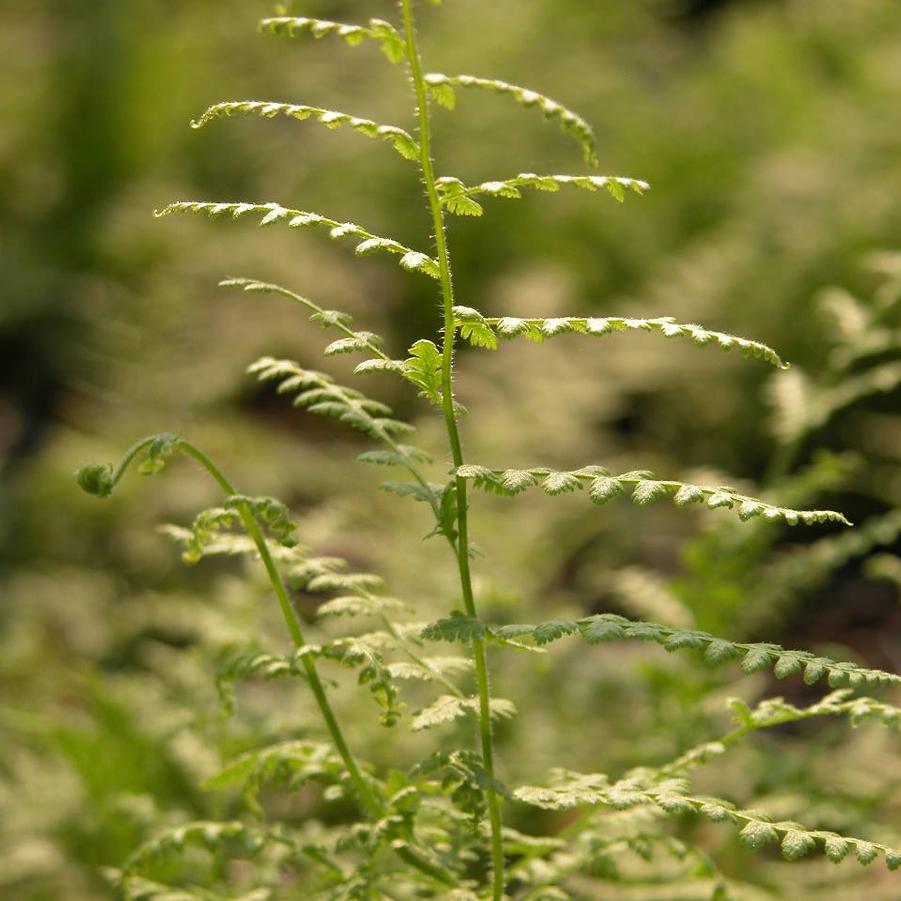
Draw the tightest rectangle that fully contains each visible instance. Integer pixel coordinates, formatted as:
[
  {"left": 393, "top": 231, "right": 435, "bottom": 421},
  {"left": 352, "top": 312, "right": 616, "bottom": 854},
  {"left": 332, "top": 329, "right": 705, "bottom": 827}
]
[
  {"left": 159, "top": 439, "right": 383, "bottom": 819},
  {"left": 399, "top": 3, "right": 506, "bottom": 897}
]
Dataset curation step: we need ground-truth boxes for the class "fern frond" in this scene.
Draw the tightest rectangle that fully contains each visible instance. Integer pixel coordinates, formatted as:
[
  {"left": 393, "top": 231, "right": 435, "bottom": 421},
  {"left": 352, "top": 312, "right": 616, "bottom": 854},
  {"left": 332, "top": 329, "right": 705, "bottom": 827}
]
[
  {"left": 154, "top": 202, "right": 440, "bottom": 278},
  {"left": 204, "top": 741, "right": 347, "bottom": 816},
  {"left": 455, "top": 464, "right": 849, "bottom": 526},
  {"left": 247, "top": 357, "right": 414, "bottom": 441},
  {"left": 514, "top": 773, "right": 901, "bottom": 868},
  {"left": 259, "top": 16, "right": 405, "bottom": 63},
  {"left": 316, "top": 594, "right": 413, "bottom": 619},
  {"left": 452, "top": 307, "right": 789, "bottom": 369},
  {"left": 423, "top": 611, "right": 900, "bottom": 688},
  {"left": 424, "top": 73, "right": 598, "bottom": 166},
  {"left": 122, "top": 821, "right": 269, "bottom": 874},
  {"left": 411, "top": 694, "right": 517, "bottom": 731},
  {"left": 191, "top": 101, "right": 419, "bottom": 160},
  {"left": 436, "top": 173, "right": 649, "bottom": 216}
]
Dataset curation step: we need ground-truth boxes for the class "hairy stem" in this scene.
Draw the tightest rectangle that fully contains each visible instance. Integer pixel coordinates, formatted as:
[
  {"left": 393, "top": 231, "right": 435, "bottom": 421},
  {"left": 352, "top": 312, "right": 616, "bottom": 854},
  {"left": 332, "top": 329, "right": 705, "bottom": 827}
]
[{"left": 399, "top": 3, "right": 506, "bottom": 897}]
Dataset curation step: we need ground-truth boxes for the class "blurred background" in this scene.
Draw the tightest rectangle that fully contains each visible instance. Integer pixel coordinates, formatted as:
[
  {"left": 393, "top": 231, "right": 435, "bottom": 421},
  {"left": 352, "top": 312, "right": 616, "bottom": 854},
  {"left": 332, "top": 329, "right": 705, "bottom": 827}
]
[{"left": 1, "top": 0, "right": 899, "bottom": 897}]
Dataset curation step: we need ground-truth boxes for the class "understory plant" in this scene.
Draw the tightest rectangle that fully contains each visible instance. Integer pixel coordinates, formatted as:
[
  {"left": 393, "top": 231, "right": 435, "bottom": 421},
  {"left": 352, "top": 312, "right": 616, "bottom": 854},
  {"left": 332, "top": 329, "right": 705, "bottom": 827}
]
[{"left": 76, "top": 2, "right": 900, "bottom": 898}]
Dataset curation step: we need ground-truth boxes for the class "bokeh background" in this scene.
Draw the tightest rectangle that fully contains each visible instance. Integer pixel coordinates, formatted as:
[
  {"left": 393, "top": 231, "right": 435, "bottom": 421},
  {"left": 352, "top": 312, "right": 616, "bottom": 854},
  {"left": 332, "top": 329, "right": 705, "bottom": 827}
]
[{"left": 1, "top": 0, "right": 900, "bottom": 897}]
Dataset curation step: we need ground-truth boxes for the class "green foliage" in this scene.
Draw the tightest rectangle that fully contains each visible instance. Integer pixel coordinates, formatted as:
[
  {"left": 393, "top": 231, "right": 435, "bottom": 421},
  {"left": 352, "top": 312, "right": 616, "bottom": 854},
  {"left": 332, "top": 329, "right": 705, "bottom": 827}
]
[
  {"left": 423, "top": 73, "right": 599, "bottom": 165},
  {"left": 191, "top": 101, "right": 419, "bottom": 159},
  {"left": 456, "top": 463, "right": 851, "bottom": 525},
  {"left": 154, "top": 201, "right": 440, "bottom": 278},
  {"left": 63, "top": 3, "right": 901, "bottom": 900}
]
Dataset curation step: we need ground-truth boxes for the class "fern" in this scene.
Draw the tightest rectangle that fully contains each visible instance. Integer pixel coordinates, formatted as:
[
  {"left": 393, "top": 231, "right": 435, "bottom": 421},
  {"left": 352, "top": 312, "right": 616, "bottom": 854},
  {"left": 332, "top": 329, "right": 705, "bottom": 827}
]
[
  {"left": 154, "top": 201, "right": 440, "bottom": 278},
  {"left": 259, "top": 16, "right": 406, "bottom": 64},
  {"left": 423, "top": 73, "right": 599, "bottom": 165},
  {"left": 453, "top": 307, "right": 789, "bottom": 368},
  {"left": 191, "top": 101, "right": 419, "bottom": 159},
  {"left": 455, "top": 464, "right": 851, "bottom": 525},
  {"left": 76, "top": 4, "right": 901, "bottom": 900},
  {"left": 436, "top": 173, "right": 649, "bottom": 217}
]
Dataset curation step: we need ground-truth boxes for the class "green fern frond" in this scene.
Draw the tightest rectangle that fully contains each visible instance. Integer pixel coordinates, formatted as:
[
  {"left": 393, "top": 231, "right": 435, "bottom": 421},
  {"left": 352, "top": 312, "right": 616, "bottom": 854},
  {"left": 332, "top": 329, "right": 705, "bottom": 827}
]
[
  {"left": 424, "top": 73, "right": 598, "bottom": 166},
  {"left": 411, "top": 694, "right": 517, "bottom": 731},
  {"left": 191, "top": 101, "right": 419, "bottom": 160},
  {"left": 435, "top": 173, "right": 649, "bottom": 216},
  {"left": 247, "top": 356, "right": 415, "bottom": 441},
  {"left": 203, "top": 741, "right": 347, "bottom": 817},
  {"left": 514, "top": 773, "right": 901, "bottom": 869},
  {"left": 423, "top": 611, "right": 900, "bottom": 688},
  {"left": 154, "top": 202, "right": 440, "bottom": 278},
  {"left": 455, "top": 464, "right": 849, "bottom": 526},
  {"left": 121, "top": 821, "right": 269, "bottom": 875},
  {"left": 259, "top": 16, "right": 405, "bottom": 64},
  {"left": 452, "top": 307, "right": 788, "bottom": 369},
  {"left": 163, "top": 495, "right": 298, "bottom": 564},
  {"left": 316, "top": 594, "right": 413, "bottom": 619}
]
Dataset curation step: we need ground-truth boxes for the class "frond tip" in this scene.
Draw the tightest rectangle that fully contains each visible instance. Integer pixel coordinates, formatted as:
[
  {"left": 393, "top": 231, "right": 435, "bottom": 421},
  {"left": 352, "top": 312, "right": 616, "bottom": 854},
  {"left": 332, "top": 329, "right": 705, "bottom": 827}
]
[
  {"left": 436, "top": 173, "right": 649, "bottom": 216},
  {"left": 452, "top": 307, "right": 789, "bottom": 369},
  {"left": 455, "top": 464, "right": 850, "bottom": 526},
  {"left": 191, "top": 101, "right": 419, "bottom": 160},
  {"left": 259, "top": 16, "right": 406, "bottom": 64},
  {"left": 424, "top": 73, "right": 598, "bottom": 166},
  {"left": 154, "top": 201, "right": 439, "bottom": 278}
]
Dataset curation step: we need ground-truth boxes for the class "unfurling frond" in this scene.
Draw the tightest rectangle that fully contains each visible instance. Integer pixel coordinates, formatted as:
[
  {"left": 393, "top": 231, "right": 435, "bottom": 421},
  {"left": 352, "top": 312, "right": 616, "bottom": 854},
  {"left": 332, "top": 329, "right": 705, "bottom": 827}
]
[
  {"left": 259, "top": 16, "right": 405, "bottom": 64},
  {"left": 411, "top": 694, "right": 517, "bottom": 731},
  {"left": 452, "top": 307, "right": 788, "bottom": 369},
  {"left": 479, "top": 612, "right": 901, "bottom": 688},
  {"left": 424, "top": 73, "right": 598, "bottom": 166},
  {"left": 435, "top": 173, "right": 649, "bottom": 216},
  {"left": 455, "top": 464, "right": 849, "bottom": 526},
  {"left": 247, "top": 356, "right": 414, "bottom": 441},
  {"left": 514, "top": 771, "right": 901, "bottom": 869},
  {"left": 154, "top": 202, "right": 439, "bottom": 278},
  {"left": 191, "top": 101, "right": 419, "bottom": 160}
]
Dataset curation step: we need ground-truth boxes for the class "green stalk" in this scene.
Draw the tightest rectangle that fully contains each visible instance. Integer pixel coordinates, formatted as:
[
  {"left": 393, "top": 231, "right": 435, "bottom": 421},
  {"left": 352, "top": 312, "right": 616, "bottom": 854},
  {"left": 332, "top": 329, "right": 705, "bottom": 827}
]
[
  {"left": 176, "top": 441, "right": 383, "bottom": 819},
  {"left": 399, "top": 3, "right": 506, "bottom": 897}
]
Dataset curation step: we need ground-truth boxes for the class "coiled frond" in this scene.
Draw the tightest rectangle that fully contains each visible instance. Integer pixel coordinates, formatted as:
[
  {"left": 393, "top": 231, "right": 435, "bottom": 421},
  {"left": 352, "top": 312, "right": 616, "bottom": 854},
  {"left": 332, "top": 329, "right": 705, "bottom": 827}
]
[
  {"left": 154, "top": 202, "right": 440, "bottom": 278},
  {"left": 259, "top": 16, "right": 405, "bottom": 63},
  {"left": 435, "top": 173, "right": 649, "bottom": 216},
  {"left": 452, "top": 307, "right": 789, "bottom": 369},
  {"left": 424, "top": 73, "right": 598, "bottom": 166},
  {"left": 455, "top": 464, "right": 849, "bottom": 526},
  {"left": 191, "top": 101, "right": 419, "bottom": 160}
]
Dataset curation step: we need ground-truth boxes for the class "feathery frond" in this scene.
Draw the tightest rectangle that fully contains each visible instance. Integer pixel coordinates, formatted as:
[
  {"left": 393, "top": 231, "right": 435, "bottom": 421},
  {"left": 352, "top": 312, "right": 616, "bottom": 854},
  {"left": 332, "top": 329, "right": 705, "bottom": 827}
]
[
  {"left": 423, "top": 611, "right": 900, "bottom": 688},
  {"left": 435, "top": 173, "right": 649, "bottom": 216},
  {"left": 514, "top": 772, "right": 901, "bottom": 869},
  {"left": 452, "top": 307, "right": 789, "bottom": 369},
  {"left": 247, "top": 357, "right": 414, "bottom": 441},
  {"left": 154, "top": 202, "right": 439, "bottom": 278},
  {"left": 191, "top": 101, "right": 419, "bottom": 160},
  {"left": 424, "top": 73, "right": 598, "bottom": 165},
  {"left": 259, "top": 16, "right": 406, "bottom": 63},
  {"left": 411, "top": 695, "right": 517, "bottom": 731},
  {"left": 455, "top": 464, "right": 849, "bottom": 526}
]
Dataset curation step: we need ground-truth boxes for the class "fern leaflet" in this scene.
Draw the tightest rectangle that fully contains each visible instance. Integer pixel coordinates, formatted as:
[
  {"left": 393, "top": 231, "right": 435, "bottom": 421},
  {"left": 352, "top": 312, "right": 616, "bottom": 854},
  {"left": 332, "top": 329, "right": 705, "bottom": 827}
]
[
  {"left": 259, "top": 16, "right": 406, "bottom": 64},
  {"left": 453, "top": 307, "right": 789, "bottom": 369},
  {"left": 424, "top": 73, "right": 598, "bottom": 166},
  {"left": 154, "top": 202, "right": 439, "bottom": 278},
  {"left": 191, "top": 101, "right": 419, "bottom": 160}
]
